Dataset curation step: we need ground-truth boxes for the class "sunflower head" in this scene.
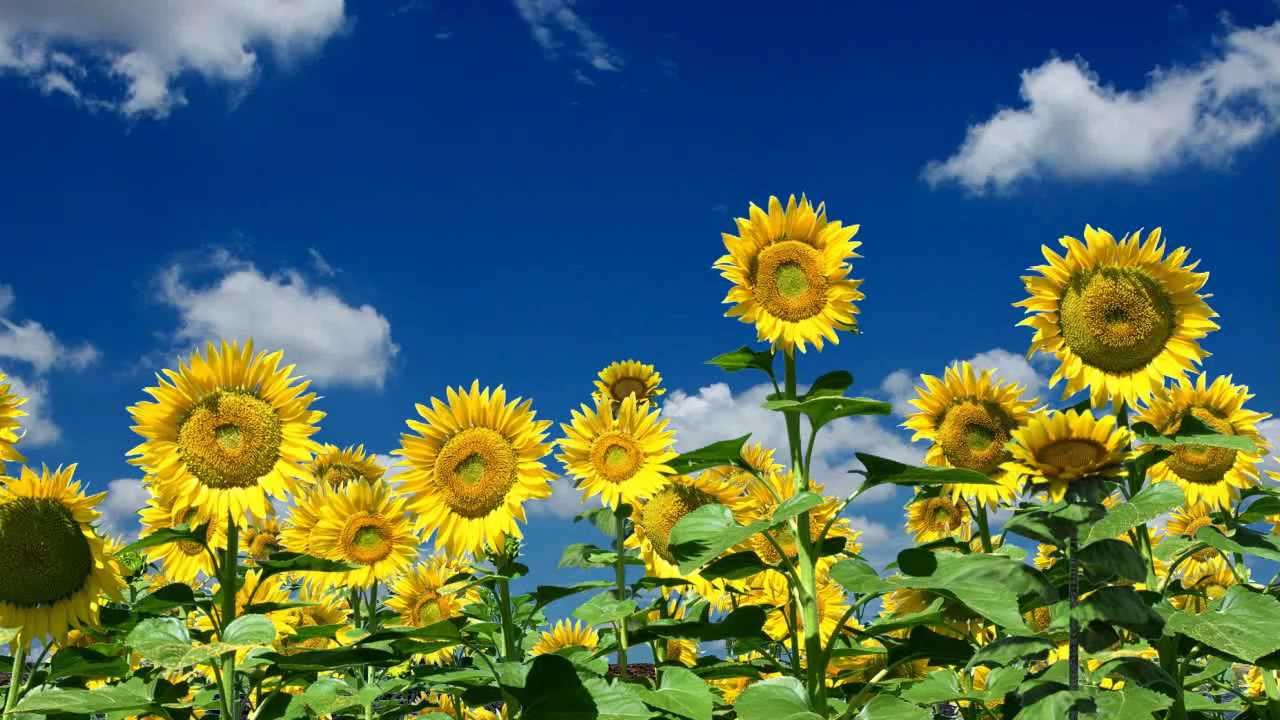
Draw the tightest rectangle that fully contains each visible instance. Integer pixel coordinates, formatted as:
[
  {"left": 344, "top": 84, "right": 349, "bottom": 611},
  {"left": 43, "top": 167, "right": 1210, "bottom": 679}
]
[
  {"left": 127, "top": 340, "right": 324, "bottom": 523},
  {"left": 138, "top": 485, "right": 228, "bottom": 584},
  {"left": 1002, "top": 410, "right": 1130, "bottom": 501},
  {"left": 386, "top": 554, "right": 476, "bottom": 631},
  {"left": 593, "top": 360, "right": 665, "bottom": 407},
  {"left": 0, "top": 373, "right": 27, "bottom": 465},
  {"left": 1165, "top": 504, "right": 1225, "bottom": 575},
  {"left": 309, "top": 444, "right": 386, "bottom": 490},
  {"left": 905, "top": 495, "right": 972, "bottom": 543},
  {"left": 309, "top": 479, "right": 420, "bottom": 588},
  {"left": 281, "top": 587, "right": 351, "bottom": 652},
  {"left": 0, "top": 465, "right": 125, "bottom": 641},
  {"left": 715, "top": 195, "right": 864, "bottom": 354},
  {"left": 558, "top": 394, "right": 677, "bottom": 510},
  {"left": 1016, "top": 227, "right": 1218, "bottom": 408},
  {"left": 1170, "top": 556, "right": 1236, "bottom": 614},
  {"left": 531, "top": 619, "right": 599, "bottom": 655},
  {"left": 244, "top": 515, "right": 282, "bottom": 563}
]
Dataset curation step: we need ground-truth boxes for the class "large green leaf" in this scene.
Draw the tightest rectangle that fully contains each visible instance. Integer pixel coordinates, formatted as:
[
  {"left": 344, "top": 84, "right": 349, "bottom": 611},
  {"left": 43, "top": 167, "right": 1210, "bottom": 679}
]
[
  {"left": 854, "top": 695, "right": 930, "bottom": 720},
  {"left": 1165, "top": 586, "right": 1280, "bottom": 662},
  {"left": 256, "top": 551, "right": 359, "bottom": 581},
  {"left": 898, "top": 670, "right": 973, "bottom": 705},
  {"left": 532, "top": 580, "right": 616, "bottom": 610},
  {"left": 127, "top": 614, "right": 276, "bottom": 669},
  {"left": 1073, "top": 587, "right": 1163, "bottom": 637},
  {"left": 829, "top": 557, "right": 893, "bottom": 595},
  {"left": 1076, "top": 539, "right": 1146, "bottom": 583},
  {"left": 1132, "top": 416, "right": 1259, "bottom": 453},
  {"left": 853, "top": 453, "right": 998, "bottom": 488},
  {"left": 1090, "top": 686, "right": 1173, "bottom": 720},
  {"left": 580, "top": 676, "right": 652, "bottom": 720},
  {"left": 889, "top": 551, "right": 1055, "bottom": 631},
  {"left": 1082, "top": 483, "right": 1184, "bottom": 546},
  {"left": 763, "top": 395, "right": 891, "bottom": 430},
  {"left": 966, "top": 636, "right": 1054, "bottom": 668},
  {"left": 668, "top": 493, "right": 824, "bottom": 574},
  {"left": 802, "top": 370, "right": 854, "bottom": 399},
  {"left": 47, "top": 646, "right": 131, "bottom": 681},
  {"left": 515, "top": 655, "right": 601, "bottom": 720},
  {"left": 121, "top": 525, "right": 205, "bottom": 555},
  {"left": 701, "top": 551, "right": 768, "bottom": 580},
  {"left": 572, "top": 591, "right": 636, "bottom": 626},
  {"left": 734, "top": 677, "right": 821, "bottom": 720},
  {"left": 223, "top": 613, "right": 277, "bottom": 645},
  {"left": 707, "top": 346, "right": 775, "bottom": 379},
  {"left": 634, "top": 667, "right": 713, "bottom": 720},
  {"left": 667, "top": 435, "right": 752, "bottom": 476},
  {"left": 628, "top": 606, "right": 767, "bottom": 645},
  {"left": 1195, "top": 525, "right": 1280, "bottom": 563},
  {"left": 14, "top": 677, "right": 157, "bottom": 714},
  {"left": 132, "top": 582, "right": 197, "bottom": 615}
]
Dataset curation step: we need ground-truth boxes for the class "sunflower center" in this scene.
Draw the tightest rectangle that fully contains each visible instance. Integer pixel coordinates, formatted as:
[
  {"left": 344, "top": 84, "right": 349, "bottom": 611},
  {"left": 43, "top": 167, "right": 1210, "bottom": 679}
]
[
  {"left": 1058, "top": 267, "right": 1175, "bottom": 374},
  {"left": 1038, "top": 439, "right": 1104, "bottom": 473},
  {"left": 754, "top": 241, "right": 830, "bottom": 322},
  {"left": 320, "top": 463, "right": 367, "bottom": 490},
  {"left": 177, "top": 510, "right": 215, "bottom": 557},
  {"left": 590, "top": 433, "right": 643, "bottom": 484},
  {"left": 0, "top": 497, "right": 94, "bottom": 607},
  {"left": 434, "top": 427, "right": 519, "bottom": 518},
  {"left": 932, "top": 505, "right": 957, "bottom": 527},
  {"left": 1165, "top": 408, "right": 1238, "bottom": 485},
  {"left": 412, "top": 593, "right": 445, "bottom": 626},
  {"left": 610, "top": 377, "right": 649, "bottom": 403},
  {"left": 936, "top": 402, "right": 1012, "bottom": 474},
  {"left": 637, "top": 485, "right": 716, "bottom": 563},
  {"left": 177, "top": 390, "right": 283, "bottom": 490},
  {"left": 339, "top": 514, "right": 393, "bottom": 564}
]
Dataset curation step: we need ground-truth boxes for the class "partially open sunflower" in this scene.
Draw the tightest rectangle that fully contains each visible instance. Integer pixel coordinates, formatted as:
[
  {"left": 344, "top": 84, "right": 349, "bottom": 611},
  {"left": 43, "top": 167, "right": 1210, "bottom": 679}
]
[
  {"left": 137, "top": 482, "right": 228, "bottom": 584},
  {"left": 715, "top": 195, "right": 864, "bottom": 354},
  {"left": 280, "top": 586, "right": 351, "bottom": 653},
  {"left": 531, "top": 619, "right": 599, "bottom": 655},
  {"left": 309, "top": 479, "right": 419, "bottom": 588},
  {"left": 1165, "top": 504, "right": 1228, "bottom": 577},
  {"left": 1002, "top": 410, "right": 1130, "bottom": 501},
  {"left": 310, "top": 443, "right": 386, "bottom": 490},
  {"left": 1016, "top": 226, "right": 1218, "bottom": 409},
  {"left": 386, "top": 554, "right": 476, "bottom": 664},
  {"left": 0, "top": 372, "right": 26, "bottom": 465},
  {"left": 593, "top": 360, "right": 664, "bottom": 406},
  {"left": 557, "top": 394, "right": 677, "bottom": 509},
  {"left": 127, "top": 340, "right": 324, "bottom": 523}
]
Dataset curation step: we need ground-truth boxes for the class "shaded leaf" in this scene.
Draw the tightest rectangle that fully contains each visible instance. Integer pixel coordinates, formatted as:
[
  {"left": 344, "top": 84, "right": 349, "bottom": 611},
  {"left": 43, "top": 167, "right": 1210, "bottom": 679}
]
[
  {"left": 668, "top": 435, "right": 752, "bottom": 476},
  {"left": 966, "top": 636, "right": 1054, "bottom": 668},
  {"left": 1164, "top": 586, "right": 1280, "bottom": 662},
  {"left": 829, "top": 557, "right": 893, "bottom": 596},
  {"left": 635, "top": 667, "right": 713, "bottom": 720},
  {"left": 1077, "top": 539, "right": 1146, "bottom": 583},
  {"left": 854, "top": 695, "right": 930, "bottom": 720},
  {"left": 1083, "top": 483, "right": 1184, "bottom": 547},
  {"left": 734, "top": 677, "right": 821, "bottom": 720},
  {"left": 1195, "top": 525, "right": 1280, "bottom": 563}
]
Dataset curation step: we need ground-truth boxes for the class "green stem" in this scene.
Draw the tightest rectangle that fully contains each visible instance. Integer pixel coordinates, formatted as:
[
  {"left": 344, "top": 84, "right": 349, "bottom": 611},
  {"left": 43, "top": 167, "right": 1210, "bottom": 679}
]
[
  {"left": 221, "top": 511, "right": 240, "bottom": 720},
  {"left": 4, "top": 635, "right": 24, "bottom": 714},
  {"left": 497, "top": 575, "right": 518, "bottom": 661},
  {"left": 786, "top": 596, "right": 802, "bottom": 681},
  {"left": 350, "top": 588, "right": 362, "bottom": 628},
  {"left": 613, "top": 508, "right": 630, "bottom": 679},
  {"left": 974, "top": 502, "right": 993, "bottom": 554},
  {"left": 784, "top": 352, "right": 827, "bottom": 713},
  {"left": 1067, "top": 534, "right": 1079, "bottom": 720},
  {"left": 1158, "top": 635, "right": 1187, "bottom": 720}
]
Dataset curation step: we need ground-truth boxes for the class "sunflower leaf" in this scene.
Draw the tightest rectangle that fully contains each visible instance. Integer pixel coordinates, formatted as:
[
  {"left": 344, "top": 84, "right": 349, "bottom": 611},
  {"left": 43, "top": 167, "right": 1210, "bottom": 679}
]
[
  {"left": 14, "top": 677, "right": 158, "bottom": 715},
  {"left": 667, "top": 435, "right": 753, "bottom": 475},
  {"left": 734, "top": 677, "right": 822, "bottom": 720},
  {"left": 802, "top": 370, "right": 854, "bottom": 400},
  {"left": 888, "top": 551, "right": 1056, "bottom": 631},
  {"left": 257, "top": 551, "right": 359, "bottom": 581},
  {"left": 852, "top": 454, "right": 999, "bottom": 488},
  {"left": 532, "top": 580, "right": 616, "bottom": 610},
  {"left": 854, "top": 695, "right": 931, "bottom": 720},
  {"left": 1164, "top": 586, "right": 1280, "bottom": 662},
  {"left": 1194, "top": 525, "right": 1280, "bottom": 563},
  {"left": 120, "top": 525, "right": 206, "bottom": 555},
  {"left": 763, "top": 396, "right": 891, "bottom": 430},
  {"left": 668, "top": 493, "right": 825, "bottom": 574},
  {"left": 1131, "top": 418, "right": 1258, "bottom": 453},
  {"left": 1082, "top": 482, "right": 1183, "bottom": 546},
  {"left": 572, "top": 591, "right": 637, "bottom": 626},
  {"left": 634, "top": 667, "right": 714, "bottom": 720},
  {"left": 707, "top": 346, "right": 775, "bottom": 380}
]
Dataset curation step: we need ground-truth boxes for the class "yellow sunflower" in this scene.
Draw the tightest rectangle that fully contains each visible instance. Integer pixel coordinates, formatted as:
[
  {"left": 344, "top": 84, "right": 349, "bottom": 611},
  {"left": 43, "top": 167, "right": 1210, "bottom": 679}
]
[
  {"left": 309, "top": 479, "right": 419, "bottom": 588},
  {"left": 531, "top": 619, "right": 599, "bottom": 655},
  {"left": 557, "top": 394, "right": 677, "bottom": 510},
  {"left": 1165, "top": 504, "right": 1229, "bottom": 577},
  {"left": 386, "top": 554, "right": 476, "bottom": 664},
  {"left": 647, "top": 602, "right": 698, "bottom": 667},
  {"left": 243, "top": 514, "right": 282, "bottom": 563},
  {"left": 281, "top": 586, "right": 351, "bottom": 652},
  {"left": 593, "top": 360, "right": 665, "bottom": 406},
  {"left": 200, "top": 568, "right": 296, "bottom": 639},
  {"left": 127, "top": 340, "right": 324, "bottom": 523},
  {"left": 396, "top": 381, "right": 556, "bottom": 556},
  {"left": 1033, "top": 544, "right": 1059, "bottom": 571},
  {"left": 715, "top": 194, "right": 864, "bottom": 354},
  {"left": 904, "top": 495, "right": 972, "bottom": 543},
  {"left": 1002, "top": 410, "right": 1130, "bottom": 501},
  {"left": 1169, "top": 556, "right": 1236, "bottom": 614},
  {"left": 747, "top": 560, "right": 850, "bottom": 646},
  {"left": 1016, "top": 226, "right": 1218, "bottom": 409},
  {"left": 0, "top": 465, "right": 125, "bottom": 641},
  {"left": 310, "top": 443, "right": 386, "bottom": 490},
  {"left": 740, "top": 470, "right": 861, "bottom": 565},
  {"left": 627, "top": 472, "right": 751, "bottom": 608},
  {"left": 1134, "top": 373, "right": 1269, "bottom": 510},
  {"left": 1245, "top": 666, "right": 1280, "bottom": 699},
  {"left": 137, "top": 486, "right": 228, "bottom": 585},
  {"left": 903, "top": 362, "right": 1037, "bottom": 507},
  {"left": 0, "top": 373, "right": 26, "bottom": 465},
  {"left": 279, "top": 483, "right": 331, "bottom": 557}
]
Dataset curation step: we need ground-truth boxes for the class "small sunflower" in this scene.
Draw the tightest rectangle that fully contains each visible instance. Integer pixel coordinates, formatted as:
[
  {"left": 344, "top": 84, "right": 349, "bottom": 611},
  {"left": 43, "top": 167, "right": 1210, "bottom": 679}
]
[
  {"left": 281, "top": 586, "right": 351, "bottom": 652},
  {"left": 903, "top": 362, "right": 1037, "bottom": 507},
  {"left": 1169, "top": 556, "right": 1236, "bottom": 614},
  {"left": 0, "top": 465, "right": 125, "bottom": 641},
  {"left": 715, "top": 195, "right": 864, "bottom": 354},
  {"left": 310, "top": 444, "right": 386, "bottom": 490},
  {"left": 1134, "top": 374, "right": 1270, "bottom": 510},
  {"left": 904, "top": 495, "right": 972, "bottom": 543},
  {"left": 279, "top": 484, "right": 331, "bottom": 557},
  {"left": 531, "top": 619, "right": 599, "bottom": 655},
  {"left": 244, "top": 514, "right": 282, "bottom": 563},
  {"left": 0, "top": 373, "right": 26, "bottom": 464},
  {"left": 1002, "top": 410, "right": 1130, "bottom": 501},
  {"left": 593, "top": 360, "right": 665, "bottom": 407},
  {"left": 137, "top": 485, "right": 228, "bottom": 585},
  {"left": 309, "top": 479, "right": 419, "bottom": 588},
  {"left": 1165, "top": 504, "right": 1228, "bottom": 577},
  {"left": 557, "top": 394, "right": 678, "bottom": 510},
  {"left": 1016, "top": 226, "right": 1218, "bottom": 409},
  {"left": 386, "top": 554, "right": 476, "bottom": 664},
  {"left": 127, "top": 340, "right": 324, "bottom": 523},
  {"left": 396, "top": 381, "right": 556, "bottom": 557}
]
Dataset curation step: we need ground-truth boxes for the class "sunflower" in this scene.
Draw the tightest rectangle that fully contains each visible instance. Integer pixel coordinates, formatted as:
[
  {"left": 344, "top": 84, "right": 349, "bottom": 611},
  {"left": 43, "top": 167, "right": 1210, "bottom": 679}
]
[
  {"left": 558, "top": 394, "right": 678, "bottom": 510},
  {"left": 243, "top": 514, "right": 282, "bottom": 563},
  {"left": 747, "top": 560, "right": 850, "bottom": 645},
  {"left": 1169, "top": 556, "right": 1236, "bottom": 614},
  {"left": 903, "top": 362, "right": 1037, "bottom": 507},
  {"left": 531, "top": 619, "right": 599, "bottom": 655},
  {"left": 310, "top": 444, "right": 386, "bottom": 490},
  {"left": 1016, "top": 226, "right": 1218, "bottom": 409},
  {"left": 627, "top": 472, "right": 751, "bottom": 608},
  {"left": 1033, "top": 544, "right": 1059, "bottom": 571},
  {"left": 137, "top": 486, "right": 228, "bottom": 585},
  {"left": 904, "top": 495, "right": 972, "bottom": 543},
  {"left": 280, "top": 586, "right": 351, "bottom": 652},
  {"left": 279, "top": 483, "right": 332, "bottom": 558},
  {"left": 309, "top": 479, "right": 419, "bottom": 588},
  {"left": 715, "top": 194, "right": 864, "bottom": 354},
  {"left": 647, "top": 602, "right": 698, "bottom": 667},
  {"left": 396, "top": 381, "right": 556, "bottom": 557},
  {"left": 199, "top": 568, "right": 296, "bottom": 639},
  {"left": 1134, "top": 374, "right": 1269, "bottom": 510},
  {"left": 0, "top": 373, "right": 26, "bottom": 465},
  {"left": 0, "top": 465, "right": 124, "bottom": 641},
  {"left": 1002, "top": 410, "right": 1130, "bottom": 501},
  {"left": 127, "top": 341, "right": 324, "bottom": 523},
  {"left": 740, "top": 469, "right": 861, "bottom": 565},
  {"left": 593, "top": 360, "right": 665, "bottom": 407},
  {"left": 1165, "top": 504, "right": 1229, "bottom": 577},
  {"left": 1245, "top": 666, "right": 1280, "bottom": 699},
  {"left": 386, "top": 554, "right": 476, "bottom": 664}
]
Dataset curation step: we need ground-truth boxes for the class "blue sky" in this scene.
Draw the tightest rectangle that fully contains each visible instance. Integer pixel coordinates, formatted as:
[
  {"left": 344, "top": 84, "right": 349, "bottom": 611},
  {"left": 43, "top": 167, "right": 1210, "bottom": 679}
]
[{"left": 2, "top": 0, "right": 1279, "bottom": 601}]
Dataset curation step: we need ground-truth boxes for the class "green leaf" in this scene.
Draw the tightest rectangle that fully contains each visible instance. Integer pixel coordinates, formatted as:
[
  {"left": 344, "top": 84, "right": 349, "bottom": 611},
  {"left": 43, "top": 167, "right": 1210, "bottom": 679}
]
[
  {"left": 855, "top": 695, "right": 930, "bottom": 720},
  {"left": 668, "top": 493, "right": 824, "bottom": 574},
  {"left": 1090, "top": 686, "right": 1173, "bottom": 720},
  {"left": 861, "top": 598, "right": 947, "bottom": 635},
  {"left": 1132, "top": 417, "right": 1258, "bottom": 453},
  {"left": 1164, "top": 586, "right": 1280, "bottom": 662},
  {"left": 572, "top": 591, "right": 636, "bottom": 626},
  {"left": 629, "top": 606, "right": 767, "bottom": 646},
  {"left": 559, "top": 543, "right": 625, "bottom": 569},
  {"left": 574, "top": 506, "right": 620, "bottom": 538},
  {"left": 1076, "top": 538, "right": 1147, "bottom": 583},
  {"left": 1239, "top": 495, "right": 1280, "bottom": 523},
  {"left": 47, "top": 646, "right": 131, "bottom": 681},
  {"left": 763, "top": 396, "right": 891, "bottom": 430},
  {"left": 223, "top": 614, "right": 277, "bottom": 645},
  {"left": 634, "top": 667, "right": 713, "bottom": 720},
  {"left": 701, "top": 551, "right": 768, "bottom": 580},
  {"left": 966, "top": 636, "right": 1054, "bottom": 668},
  {"left": 889, "top": 551, "right": 1056, "bottom": 631},
  {"left": 853, "top": 453, "right": 998, "bottom": 488},
  {"left": 1010, "top": 689, "right": 1093, "bottom": 720},
  {"left": 1195, "top": 525, "right": 1280, "bottom": 563},
  {"left": 132, "top": 582, "right": 197, "bottom": 615},
  {"left": 829, "top": 557, "right": 893, "bottom": 595},
  {"left": 127, "top": 615, "right": 276, "bottom": 669},
  {"left": 121, "top": 525, "right": 205, "bottom": 555},
  {"left": 1083, "top": 482, "right": 1184, "bottom": 546},
  {"left": 532, "top": 580, "right": 616, "bottom": 610},
  {"left": 581, "top": 676, "right": 652, "bottom": 720},
  {"left": 899, "top": 670, "right": 971, "bottom": 705},
  {"left": 803, "top": 370, "right": 854, "bottom": 400},
  {"left": 14, "top": 677, "right": 157, "bottom": 715},
  {"left": 1073, "top": 587, "right": 1163, "bottom": 637},
  {"left": 707, "top": 346, "right": 775, "bottom": 379},
  {"left": 516, "top": 654, "right": 597, "bottom": 719},
  {"left": 667, "top": 435, "right": 752, "bottom": 476},
  {"left": 256, "top": 551, "right": 358, "bottom": 581},
  {"left": 734, "top": 677, "right": 822, "bottom": 720}
]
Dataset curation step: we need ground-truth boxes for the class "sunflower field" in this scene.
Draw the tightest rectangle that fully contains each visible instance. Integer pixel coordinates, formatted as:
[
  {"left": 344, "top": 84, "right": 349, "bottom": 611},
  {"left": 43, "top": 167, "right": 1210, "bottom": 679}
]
[{"left": 0, "top": 195, "right": 1278, "bottom": 720}]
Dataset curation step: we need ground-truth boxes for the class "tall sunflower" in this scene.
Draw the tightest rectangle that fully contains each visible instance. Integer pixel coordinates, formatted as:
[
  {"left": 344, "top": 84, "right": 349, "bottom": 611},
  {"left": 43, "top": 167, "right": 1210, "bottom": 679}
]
[
  {"left": 309, "top": 479, "right": 419, "bottom": 588},
  {"left": 0, "top": 465, "right": 124, "bottom": 641},
  {"left": 396, "top": 381, "right": 556, "bottom": 557},
  {"left": 1134, "top": 373, "right": 1269, "bottom": 510},
  {"left": 0, "top": 373, "right": 26, "bottom": 465},
  {"left": 557, "top": 394, "right": 677, "bottom": 509},
  {"left": 593, "top": 360, "right": 665, "bottom": 406},
  {"left": 1002, "top": 410, "right": 1130, "bottom": 501},
  {"left": 715, "top": 195, "right": 864, "bottom": 354},
  {"left": 137, "top": 485, "right": 228, "bottom": 584},
  {"left": 905, "top": 495, "right": 972, "bottom": 543},
  {"left": 903, "top": 361, "right": 1037, "bottom": 507},
  {"left": 1016, "top": 226, "right": 1218, "bottom": 408},
  {"left": 310, "top": 444, "right": 386, "bottom": 490},
  {"left": 127, "top": 341, "right": 324, "bottom": 523},
  {"left": 531, "top": 619, "right": 599, "bottom": 655},
  {"left": 386, "top": 555, "right": 475, "bottom": 641}
]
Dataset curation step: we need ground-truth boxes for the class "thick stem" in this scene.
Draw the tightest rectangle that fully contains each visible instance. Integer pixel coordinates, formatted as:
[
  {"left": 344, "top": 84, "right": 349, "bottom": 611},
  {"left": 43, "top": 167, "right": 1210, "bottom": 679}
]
[
  {"left": 221, "top": 511, "right": 241, "bottom": 720},
  {"left": 974, "top": 502, "right": 993, "bottom": 554},
  {"left": 613, "top": 508, "right": 630, "bottom": 678},
  {"left": 1158, "top": 635, "right": 1187, "bottom": 720},
  {"left": 4, "top": 635, "right": 24, "bottom": 714},
  {"left": 497, "top": 576, "right": 519, "bottom": 661},
  {"left": 784, "top": 352, "right": 827, "bottom": 712},
  {"left": 1067, "top": 534, "right": 1079, "bottom": 720}
]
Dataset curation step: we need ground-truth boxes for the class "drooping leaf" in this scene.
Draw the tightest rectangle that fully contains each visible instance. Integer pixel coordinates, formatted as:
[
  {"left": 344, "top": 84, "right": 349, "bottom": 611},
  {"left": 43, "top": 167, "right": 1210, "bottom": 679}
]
[
  {"left": 667, "top": 435, "right": 752, "bottom": 476},
  {"left": 966, "top": 636, "right": 1054, "bottom": 668},
  {"left": 126, "top": 615, "right": 276, "bottom": 669},
  {"left": 559, "top": 543, "right": 633, "bottom": 569},
  {"left": 668, "top": 493, "right": 824, "bottom": 574},
  {"left": 47, "top": 646, "right": 131, "bottom": 681},
  {"left": 1164, "top": 586, "right": 1280, "bottom": 662},
  {"left": 121, "top": 525, "right": 205, "bottom": 555},
  {"left": 580, "top": 676, "right": 652, "bottom": 720},
  {"left": 802, "top": 370, "right": 854, "bottom": 400},
  {"left": 829, "top": 557, "right": 893, "bottom": 596},
  {"left": 898, "top": 670, "right": 972, "bottom": 705},
  {"left": 1076, "top": 538, "right": 1147, "bottom": 583},
  {"left": 889, "top": 551, "right": 1056, "bottom": 631},
  {"left": 222, "top": 614, "right": 277, "bottom": 645},
  {"left": 764, "top": 396, "right": 890, "bottom": 431},
  {"left": 572, "top": 591, "right": 636, "bottom": 626},
  {"left": 132, "top": 582, "right": 197, "bottom": 615},
  {"left": 629, "top": 606, "right": 767, "bottom": 645},
  {"left": 532, "top": 580, "right": 616, "bottom": 610},
  {"left": 634, "top": 667, "right": 714, "bottom": 720},
  {"left": 1082, "top": 483, "right": 1184, "bottom": 546},
  {"left": 1073, "top": 587, "right": 1163, "bottom": 638},
  {"left": 707, "top": 346, "right": 775, "bottom": 379},
  {"left": 701, "top": 551, "right": 768, "bottom": 580},
  {"left": 256, "top": 551, "right": 359, "bottom": 581},
  {"left": 853, "top": 453, "right": 998, "bottom": 489},
  {"left": 14, "top": 677, "right": 157, "bottom": 715},
  {"left": 734, "top": 676, "right": 822, "bottom": 720},
  {"left": 515, "top": 654, "right": 599, "bottom": 719}
]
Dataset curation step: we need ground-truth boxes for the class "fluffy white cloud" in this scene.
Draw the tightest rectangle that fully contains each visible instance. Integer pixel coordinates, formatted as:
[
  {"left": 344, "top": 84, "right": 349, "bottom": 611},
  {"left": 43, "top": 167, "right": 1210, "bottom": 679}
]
[
  {"left": 512, "top": 0, "right": 622, "bottom": 77},
  {"left": 528, "top": 476, "right": 597, "bottom": 519},
  {"left": 924, "top": 21, "right": 1280, "bottom": 193},
  {"left": 0, "top": 1, "right": 347, "bottom": 118},
  {"left": 158, "top": 259, "right": 399, "bottom": 389},
  {"left": 1259, "top": 419, "right": 1280, "bottom": 473},
  {"left": 1, "top": 373, "right": 59, "bottom": 446},
  {"left": 847, "top": 514, "right": 907, "bottom": 568},
  {"left": 879, "top": 347, "right": 1052, "bottom": 419},
  {"left": 98, "top": 478, "right": 148, "bottom": 541}
]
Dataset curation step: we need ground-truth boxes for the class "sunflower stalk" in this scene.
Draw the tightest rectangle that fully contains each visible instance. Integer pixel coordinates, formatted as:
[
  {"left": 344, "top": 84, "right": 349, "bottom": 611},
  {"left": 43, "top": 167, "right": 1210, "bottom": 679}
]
[
  {"left": 496, "top": 573, "right": 519, "bottom": 662},
  {"left": 1067, "top": 532, "right": 1079, "bottom": 720},
  {"left": 613, "top": 506, "right": 629, "bottom": 678},
  {"left": 974, "top": 502, "right": 994, "bottom": 554},
  {"left": 3, "top": 635, "right": 23, "bottom": 715},
  {"left": 220, "top": 510, "right": 241, "bottom": 720}
]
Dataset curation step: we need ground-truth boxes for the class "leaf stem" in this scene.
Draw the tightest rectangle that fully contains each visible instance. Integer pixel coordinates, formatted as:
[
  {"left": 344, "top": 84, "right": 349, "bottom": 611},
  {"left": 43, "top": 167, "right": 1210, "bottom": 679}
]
[
  {"left": 497, "top": 573, "right": 519, "bottom": 661},
  {"left": 220, "top": 510, "right": 241, "bottom": 720},
  {"left": 4, "top": 634, "right": 24, "bottom": 714},
  {"left": 974, "top": 501, "right": 993, "bottom": 554},
  {"left": 613, "top": 507, "right": 630, "bottom": 679}
]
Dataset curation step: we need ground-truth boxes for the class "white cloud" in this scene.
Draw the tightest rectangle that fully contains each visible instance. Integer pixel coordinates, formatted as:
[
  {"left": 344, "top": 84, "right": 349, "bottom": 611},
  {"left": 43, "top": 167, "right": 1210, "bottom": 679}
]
[
  {"left": 528, "top": 476, "right": 596, "bottom": 519},
  {"left": 98, "top": 478, "right": 148, "bottom": 541},
  {"left": 1259, "top": 419, "right": 1280, "bottom": 473},
  {"left": 158, "top": 258, "right": 399, "bottom": 389},
  {"left": 0, "top": 0, "right": 348, "bottom": 118},
  {"left": 1, "top": 373, "right": 59, "bottom": 446},
  {"left": 879, "top": 347, "right": 1052, "bottom": 419},
  {"left": 512, "top": 0, "right": 622, "bottom": 77},
  {"left": 924, "top": 21, "right": 1280, "bottom": 192},
  {"left": 848, "top": 514, "right": 907, "bottom": 569}
]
